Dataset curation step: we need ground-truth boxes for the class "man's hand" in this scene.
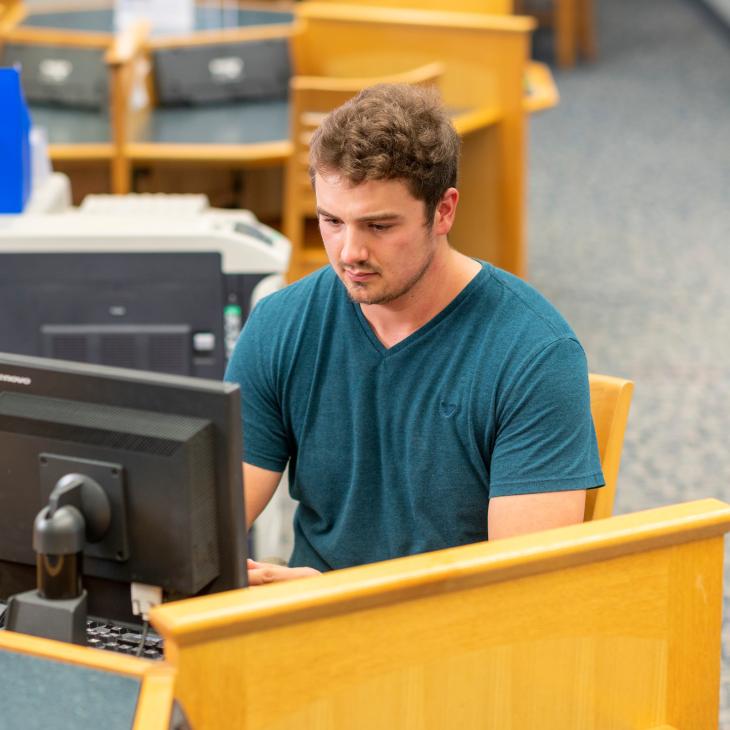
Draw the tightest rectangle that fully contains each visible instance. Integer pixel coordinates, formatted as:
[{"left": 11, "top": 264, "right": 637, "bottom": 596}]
[{"left": 247, "top": 558, "right": 321, "bottom": 586}]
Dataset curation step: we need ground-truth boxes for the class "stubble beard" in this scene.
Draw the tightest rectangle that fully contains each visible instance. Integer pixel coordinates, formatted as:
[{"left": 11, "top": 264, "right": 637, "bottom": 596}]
[{"left": 342, "top": 244, "right": 437, "bottom": 306}]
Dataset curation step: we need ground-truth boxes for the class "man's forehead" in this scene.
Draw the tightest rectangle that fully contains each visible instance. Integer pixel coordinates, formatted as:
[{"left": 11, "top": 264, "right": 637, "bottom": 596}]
[
  {"left": 314, "top": 172, "right": 416, "bottom": 200},
  {"left": 314, "top": 170, "right": 357, "bottom": 190}
]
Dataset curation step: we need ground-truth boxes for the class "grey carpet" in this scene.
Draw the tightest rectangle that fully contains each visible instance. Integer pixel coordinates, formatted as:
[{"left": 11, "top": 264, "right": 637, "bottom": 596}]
[
  {"left": 528, "top": 0, "right": 730, "bottom": 723},
  {"left": 701, "top": 0, "right": 730, "bottom": 26}
]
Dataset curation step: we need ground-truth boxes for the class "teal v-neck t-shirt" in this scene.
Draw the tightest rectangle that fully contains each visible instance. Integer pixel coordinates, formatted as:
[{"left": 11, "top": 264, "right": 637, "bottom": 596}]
[{"left": 225, "top": 263, "right": 604, "bottom": 571}]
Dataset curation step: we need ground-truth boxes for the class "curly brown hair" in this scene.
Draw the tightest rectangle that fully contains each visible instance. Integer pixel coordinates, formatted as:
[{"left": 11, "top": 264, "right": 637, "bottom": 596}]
[{"left": 308, "top": 83, "right": 460, "bottom": 225}]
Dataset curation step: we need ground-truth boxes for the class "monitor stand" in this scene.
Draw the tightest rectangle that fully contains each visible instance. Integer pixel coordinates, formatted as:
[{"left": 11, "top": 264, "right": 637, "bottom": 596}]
[
  {"left": 5, "top": 590, "right": 87, "bottom": 645},
  {"left": 3, "top": 473, "right": 109, "bottom": 645}
]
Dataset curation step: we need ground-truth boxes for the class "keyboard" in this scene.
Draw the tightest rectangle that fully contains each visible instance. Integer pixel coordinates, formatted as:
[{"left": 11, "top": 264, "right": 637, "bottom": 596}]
[
  {"left": 85, "top": 618, "right": 165, "bottom": 660},
  {"left": 0, "top": 599, "right": 165, "bottom": 660}
]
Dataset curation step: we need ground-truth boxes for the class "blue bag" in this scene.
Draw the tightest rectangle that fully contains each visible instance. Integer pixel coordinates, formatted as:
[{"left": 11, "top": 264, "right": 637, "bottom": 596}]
[{"left": 0, "top": 67, "right": 33, "bottom": 213}]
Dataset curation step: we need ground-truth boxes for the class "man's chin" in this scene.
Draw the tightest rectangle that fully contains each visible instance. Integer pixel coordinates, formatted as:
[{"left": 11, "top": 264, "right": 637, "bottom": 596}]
[{"left": 345, "top": 284, "right": 378, "bottom": 305}]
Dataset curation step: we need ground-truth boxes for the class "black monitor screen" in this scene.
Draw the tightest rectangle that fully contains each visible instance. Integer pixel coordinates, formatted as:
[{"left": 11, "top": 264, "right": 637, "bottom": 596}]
[{"left": 0, "top": 352, "right": 247, "bottom": 623}]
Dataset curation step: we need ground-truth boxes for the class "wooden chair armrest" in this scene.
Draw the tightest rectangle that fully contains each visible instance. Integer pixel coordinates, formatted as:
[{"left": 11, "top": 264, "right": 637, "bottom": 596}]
[
  {"left": 523, "top": 60, "right": 559, "bottom": 113},
  {"left": 291, "top": 61, "right": 445, "bottom": 93}
]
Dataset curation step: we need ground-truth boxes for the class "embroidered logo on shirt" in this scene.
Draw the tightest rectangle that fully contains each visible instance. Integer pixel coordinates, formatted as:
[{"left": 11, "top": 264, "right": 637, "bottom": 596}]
[{"left": 440, "top": 400, "right": 459, "bottom": 418}]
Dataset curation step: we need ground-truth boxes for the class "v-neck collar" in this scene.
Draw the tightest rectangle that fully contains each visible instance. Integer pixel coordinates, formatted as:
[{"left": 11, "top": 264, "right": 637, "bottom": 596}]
[{"left": 350, "top": 264, "right": 490, "bottom": 357}]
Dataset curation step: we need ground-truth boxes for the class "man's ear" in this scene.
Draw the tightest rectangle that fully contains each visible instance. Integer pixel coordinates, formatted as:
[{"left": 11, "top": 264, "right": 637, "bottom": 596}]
[{"left": 433, "top": 188, "right": 459, "bottom": 235}]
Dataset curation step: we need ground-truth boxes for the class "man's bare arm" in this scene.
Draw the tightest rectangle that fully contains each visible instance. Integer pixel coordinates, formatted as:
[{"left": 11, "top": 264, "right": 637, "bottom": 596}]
[
  {"left": 242, "top": 462, "right": 283, "bottom": 530},
  {"left": 487, "top": 490, "right": 586, "bottom": 541},
  {"left": 242, "top": 462, "right": 322, "bottom": 584}
]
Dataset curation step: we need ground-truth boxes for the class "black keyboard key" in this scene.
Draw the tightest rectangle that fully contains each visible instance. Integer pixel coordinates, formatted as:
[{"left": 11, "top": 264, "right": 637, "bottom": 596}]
[
  {"left": 80, "top": 615, "right": 164, "bottom": 660},
  {"left": 120, "top": 632, "right": 143, "bottom": 646}
]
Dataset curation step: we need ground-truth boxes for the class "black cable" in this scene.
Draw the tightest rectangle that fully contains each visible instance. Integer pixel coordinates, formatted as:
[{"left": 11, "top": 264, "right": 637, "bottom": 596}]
[{"left": 135, "top": 619, "right": 150, "bottom": 658}]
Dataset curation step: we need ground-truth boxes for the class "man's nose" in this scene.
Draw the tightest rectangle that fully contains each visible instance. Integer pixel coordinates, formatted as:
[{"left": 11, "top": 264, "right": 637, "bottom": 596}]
[{"left": 340, "top": 227, "right": 368, "bottom": 265}]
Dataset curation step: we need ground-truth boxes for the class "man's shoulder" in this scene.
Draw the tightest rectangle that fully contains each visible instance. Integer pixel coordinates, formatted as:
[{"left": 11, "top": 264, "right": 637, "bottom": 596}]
[{"left": 482, "top": 263, "right": 577, "bottom": 342}]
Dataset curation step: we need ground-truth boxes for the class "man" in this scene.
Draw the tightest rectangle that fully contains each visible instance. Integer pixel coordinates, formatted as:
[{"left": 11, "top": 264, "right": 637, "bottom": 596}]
[{"left": 225, "top": 83, "right": 604, "bottom": 585}]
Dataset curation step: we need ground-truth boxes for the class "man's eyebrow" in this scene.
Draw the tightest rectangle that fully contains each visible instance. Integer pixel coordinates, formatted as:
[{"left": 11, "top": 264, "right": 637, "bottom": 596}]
[
  {"left": 316, "top": 207, "right": 402, "bottom": 222},
  {"left": 359, "top": 213, "right": 402, "bottom": 223},
  {"left": 316, "top": 207, "right": 338, "bottom": 218}
]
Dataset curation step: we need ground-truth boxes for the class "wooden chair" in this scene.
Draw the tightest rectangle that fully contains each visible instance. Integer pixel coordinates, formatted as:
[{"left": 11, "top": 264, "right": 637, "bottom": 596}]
[
  {"left": 283, "top": 61, "right": 444, "bottom": 280},
  {"left": 586, "top": 373, "right": 634, "bottom": 521}
]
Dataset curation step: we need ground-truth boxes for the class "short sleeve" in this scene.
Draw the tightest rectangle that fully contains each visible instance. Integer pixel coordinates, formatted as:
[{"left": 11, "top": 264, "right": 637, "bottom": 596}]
[
  {"left": 224, "top": 304, "right": 290, "bottom": 473},
  {"left": 489, "top": 337, "right": 604, "bottom": 497}
]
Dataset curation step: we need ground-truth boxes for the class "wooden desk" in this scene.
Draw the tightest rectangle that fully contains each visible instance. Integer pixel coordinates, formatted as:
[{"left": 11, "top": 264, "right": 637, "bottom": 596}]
[
  {"left": 151, "top": 498, "right": 730, "bottom": 729},
  {"left": 14, "top": 4, "right": 293, "bottom": 35},
  {"left": 127, "top": 99, "right": 291, "bottom": 157}
]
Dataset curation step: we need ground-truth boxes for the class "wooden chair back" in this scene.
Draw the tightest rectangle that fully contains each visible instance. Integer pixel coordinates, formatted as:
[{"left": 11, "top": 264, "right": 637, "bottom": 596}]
[{"left": 586, "top": 373, "right": 634, "bottom": 521}]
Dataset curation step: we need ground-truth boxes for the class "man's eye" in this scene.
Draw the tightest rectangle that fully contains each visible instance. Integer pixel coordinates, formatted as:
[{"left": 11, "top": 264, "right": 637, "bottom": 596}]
[
  {"left": 369, "top": 223, "right": 391, "bottom": 232},
  {"left": 321, "top": 217, "right": 341, "bottom": 226}
]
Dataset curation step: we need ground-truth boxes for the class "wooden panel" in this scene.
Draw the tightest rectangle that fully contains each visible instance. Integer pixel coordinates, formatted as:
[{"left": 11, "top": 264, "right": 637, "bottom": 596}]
[
  {"left": 152, "top": 499, "right": 730, "bottom": 730},
  {"left": 303, "top": 0, "right": 514, "bottom": 12},
  {"left": 147, "top": 21, "right": 296, "bottom": 49},
  {"left": 294, "top": 5, "right": 534, "bottom": 109}
]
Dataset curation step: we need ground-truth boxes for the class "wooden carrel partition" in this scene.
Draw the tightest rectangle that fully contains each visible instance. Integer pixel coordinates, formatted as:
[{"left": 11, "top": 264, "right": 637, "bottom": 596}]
[{"left": 151, "top": 498, "right": 730, "bottom": 730}]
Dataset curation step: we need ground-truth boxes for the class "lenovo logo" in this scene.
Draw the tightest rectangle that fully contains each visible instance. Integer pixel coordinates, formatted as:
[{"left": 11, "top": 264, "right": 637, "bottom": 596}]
[{"left": 0, "top": 373, "right": 32, "bottom": 386}]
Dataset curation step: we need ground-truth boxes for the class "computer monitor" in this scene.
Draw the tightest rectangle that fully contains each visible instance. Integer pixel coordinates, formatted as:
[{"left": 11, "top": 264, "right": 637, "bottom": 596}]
[{"left": 0, "top": 352, "right": 247, "bottom": 626}]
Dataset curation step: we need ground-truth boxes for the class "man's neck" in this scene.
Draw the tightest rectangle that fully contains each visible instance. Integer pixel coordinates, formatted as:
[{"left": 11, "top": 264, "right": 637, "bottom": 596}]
[{"left": 360, "top": 249, "right": 482, "bottom": 349}]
